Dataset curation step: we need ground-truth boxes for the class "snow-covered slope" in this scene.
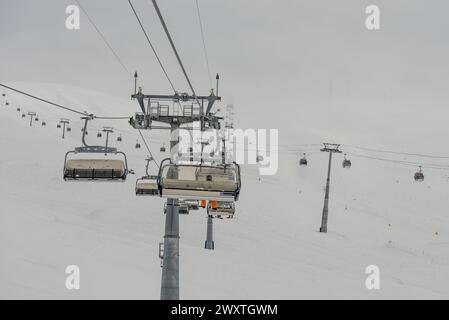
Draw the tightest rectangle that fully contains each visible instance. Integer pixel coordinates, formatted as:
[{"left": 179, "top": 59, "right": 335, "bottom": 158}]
[{"left": 0, "top": 82, "right": 448, "bottom": 299}]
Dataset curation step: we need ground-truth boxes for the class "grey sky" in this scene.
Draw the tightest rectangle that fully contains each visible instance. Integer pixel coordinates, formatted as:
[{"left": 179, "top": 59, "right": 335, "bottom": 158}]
[{"left": 1, "top": 0, "right": 449, "bottom": 151}]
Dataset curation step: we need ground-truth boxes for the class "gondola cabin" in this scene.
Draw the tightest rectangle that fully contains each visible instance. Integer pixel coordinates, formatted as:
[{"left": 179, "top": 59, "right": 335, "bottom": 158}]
[
  {"left": 300, "top": 154, "right": 308, "bottom": 166},
  {"left": 414, "top": 167, "right": 424, "bottom": 182}
]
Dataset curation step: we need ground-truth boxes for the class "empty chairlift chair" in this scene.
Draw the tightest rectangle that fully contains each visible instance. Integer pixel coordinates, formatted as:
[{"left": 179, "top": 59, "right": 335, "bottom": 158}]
[
  {"left": 299, "top": 153, "right": 308, "bottom": 166},
  {"left": 164, "top": 201, "right": 190, "bottom": 215},
  {"left": 342, "top": 154, "right": 352, "bottom": 169},
  {"left": 414, "top": 166, "right": 424, "bottom": 182},
  {"left": 63, "top": 117, "right": 129, "bottom": 182},
  {"left": 157, "top": 159, "right": 242, "bottom": 202},
  {"left": 135, "top": 157, "right": 159, "bottom": 196},
  {"left": 207, "top": 201, "right": 236, "bottom": 219}
]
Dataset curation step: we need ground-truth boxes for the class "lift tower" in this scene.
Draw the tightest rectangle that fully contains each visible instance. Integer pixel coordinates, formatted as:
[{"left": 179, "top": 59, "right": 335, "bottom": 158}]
[
  {"left": 59, "top": 119, "right": 70, "bottom": 139},
  {"left": 320, "top": 143, "right": 342, "bottom": 233},
  {"left": 130, "top": 89, "right": 222, "bottom": 300}
]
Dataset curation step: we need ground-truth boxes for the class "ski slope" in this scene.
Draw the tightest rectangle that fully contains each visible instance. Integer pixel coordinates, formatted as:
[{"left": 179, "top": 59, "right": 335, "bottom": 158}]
[{"left": 0, "top": 82, "right": 448, "bottom": 300}]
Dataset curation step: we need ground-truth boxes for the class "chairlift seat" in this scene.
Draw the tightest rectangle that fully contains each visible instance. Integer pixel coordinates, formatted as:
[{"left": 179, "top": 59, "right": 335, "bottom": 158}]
[
  {"left": 158, "top": 161, "right": 241, "bottom": 201},
  {"left": 64, "top": 159, "right": 126, "bottom": 181},
  {"left": 300, "top": 158, "right": 308, "bottom": 166}
]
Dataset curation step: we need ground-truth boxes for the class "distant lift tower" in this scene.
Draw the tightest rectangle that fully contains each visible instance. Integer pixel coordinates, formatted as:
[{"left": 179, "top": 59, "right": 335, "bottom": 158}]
[
  {"left": 319, "top": 143, "right": 342, "bottom": 233},
  {"left": 27, "top": 112, "right": 37, "bottom": 127},
  {"left": 130, "top": 86, "right": 222, "bottom": 300},
  {"left": 59, "top": 119, "right": 70, "bottom": 139}
]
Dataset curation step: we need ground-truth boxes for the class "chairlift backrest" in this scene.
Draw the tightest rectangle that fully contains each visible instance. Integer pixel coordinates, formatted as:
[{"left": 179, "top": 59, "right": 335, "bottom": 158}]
[
  {"left": 63, "top": 117, "right": 129, "bottom": 182},
  {"left": 158, "top": 159, "right": 241, "bottom": 201}
]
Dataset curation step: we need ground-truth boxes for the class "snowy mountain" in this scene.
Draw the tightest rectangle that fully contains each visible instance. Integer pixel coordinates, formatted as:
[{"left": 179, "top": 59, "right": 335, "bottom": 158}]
[{"left": 1, "top": 82, "right": 448, "bottom": 299}]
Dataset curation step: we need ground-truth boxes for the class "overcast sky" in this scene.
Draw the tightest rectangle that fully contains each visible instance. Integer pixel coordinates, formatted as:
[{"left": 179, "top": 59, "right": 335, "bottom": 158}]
[{"left": 1, "top": 0, "right": 449, "bottom": 150}]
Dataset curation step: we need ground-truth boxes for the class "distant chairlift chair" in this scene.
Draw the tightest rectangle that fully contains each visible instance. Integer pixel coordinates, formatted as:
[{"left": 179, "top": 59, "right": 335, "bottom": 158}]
[
  {"left": 207, "top": 201, "right": 236, "bottom": 219},
  {"left": 135, "top": 157, "right": 159, "bottom": 196}
]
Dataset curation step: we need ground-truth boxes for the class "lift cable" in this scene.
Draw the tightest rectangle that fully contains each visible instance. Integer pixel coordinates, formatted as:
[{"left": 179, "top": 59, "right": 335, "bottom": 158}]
[
  {"left": 138, "top": 129, "right": 160, "bottom": 168},
  {"left": 195, "top": 0, "right": 213, "bottom": 88},
  {"left": 0, "top": 83, "right": 129, "bottom": 120},
  {"left": 127, "top": 0, "right": 177, "bottom": 93},
  {"left": 343, "top": 144, "right": 449, "bottom": 160},
  {"left": 345, "top": 152, "right": 449, "bottom": 171},
  {"left": 75, "top": 0, "right": 133, "bottom": 78},
  {"left": 0, "top": 83, "right": 87, "bottom": 116},
  {"left": 151, "top": 0, "right": 202, "bottom": 107}
]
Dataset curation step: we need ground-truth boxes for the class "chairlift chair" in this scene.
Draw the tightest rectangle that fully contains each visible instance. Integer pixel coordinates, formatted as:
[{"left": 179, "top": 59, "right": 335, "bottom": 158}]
[
  {"left": 164, "top": 201, "right": 190, "bottom": 215},
  {"left": 256, "top": 155, "right": 264, "bottom": 163},
  {"left": 160, "top": 145, "right": 166, "bottom": 153},
  {"left": 299, "top": 153, "right": 308, "bottom": 166},
  {"left": 157, "top": 159, "right": 242, "bottom": 202},
  {"left": 5, "top": 101, "right": 9, "bottom": 106},
  {"left": 42, "top": 121, "right": 46, "bottom": 126},
  {"left": 97, "top": 131, "right": 102, "bottom": 138},
  {"left": 136, "top": 176, "right": 159, "bottom": 195},
  {"left": 135, "top": 140, "right": 141, "bottom": 149},
  {"left": 17, "top": 108, "right": 21, "bottom": 112},
  {"left": 67, "top": 127, "right": 72, "bottom": 132},
  {"left": 414, "top": 166, "right": 424, "bottom": 182},
  {"left": 1, "top": 93, "right": 5, "bottom": 97},
  {"left": 22, "top": 114, "right": 26, "bottom": 118},
  {"left": 135, "top": 157, "right": 159, "bottom": 196},
  {"left": 207, "top": 201, "right": 235, "bottom": 219},
  {"left": 63, "top": 117, "right": 129, "bottom": 182},
  {"left": 184, "top": 200, "right": 200, "bottom": 211},
  {"left": 117, "top": 135, "right": 122, "bottom": 142},
  {"left": 35, "top": 117, "right": 39, "bottom": 122},
  {"left": 342, "top": 154, "right": 352, "bottom": 169},
  {"left": 57, "top": 124, "right": 61, "bottom": 128}
]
